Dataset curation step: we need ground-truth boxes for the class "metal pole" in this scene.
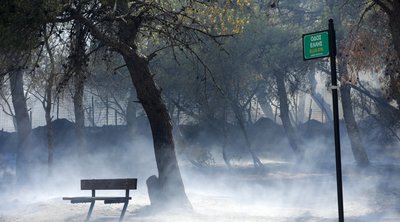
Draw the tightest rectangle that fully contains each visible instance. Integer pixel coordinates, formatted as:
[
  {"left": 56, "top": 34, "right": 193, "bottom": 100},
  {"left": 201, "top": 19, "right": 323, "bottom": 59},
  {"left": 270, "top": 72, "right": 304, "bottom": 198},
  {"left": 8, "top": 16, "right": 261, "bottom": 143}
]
[
  {"left": 106, "top": 96, "right": 109, "bottom": 126},
  {"left": 115, "top": 110, "right": 117, "bottom": 126},
  {"left": 329, "top": 18, "right": 344, "bottom": 222},
  {"left": 91, "top": 96, "right": 95, "bottom": 127},
  {"left": 29, "top": 110, "right": 32, "bottom": 128},
  {"left": 57, "top": 97, "right": 59, "bottom": 119}
]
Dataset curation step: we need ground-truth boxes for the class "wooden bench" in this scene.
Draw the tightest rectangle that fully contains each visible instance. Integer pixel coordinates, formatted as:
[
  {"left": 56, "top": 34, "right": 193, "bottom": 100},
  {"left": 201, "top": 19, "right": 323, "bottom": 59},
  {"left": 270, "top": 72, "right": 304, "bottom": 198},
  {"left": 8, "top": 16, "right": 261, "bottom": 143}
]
[{"left": 63, "top": 178, "right": 137, "bottom": 222}]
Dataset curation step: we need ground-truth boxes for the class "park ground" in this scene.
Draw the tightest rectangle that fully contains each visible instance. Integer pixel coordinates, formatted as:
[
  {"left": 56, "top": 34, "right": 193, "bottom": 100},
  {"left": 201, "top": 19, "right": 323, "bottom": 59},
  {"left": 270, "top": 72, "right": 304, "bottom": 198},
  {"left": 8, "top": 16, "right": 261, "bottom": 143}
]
[{"left": 1, "top": 160, "right": 400, "bottom": 222}]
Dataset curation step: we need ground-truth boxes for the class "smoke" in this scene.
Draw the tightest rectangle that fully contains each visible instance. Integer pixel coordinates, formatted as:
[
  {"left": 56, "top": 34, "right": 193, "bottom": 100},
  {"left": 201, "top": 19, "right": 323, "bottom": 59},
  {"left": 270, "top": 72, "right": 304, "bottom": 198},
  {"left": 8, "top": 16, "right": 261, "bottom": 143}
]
[{"left": 0, "top": 117, "right": 400, "bottom": 222}]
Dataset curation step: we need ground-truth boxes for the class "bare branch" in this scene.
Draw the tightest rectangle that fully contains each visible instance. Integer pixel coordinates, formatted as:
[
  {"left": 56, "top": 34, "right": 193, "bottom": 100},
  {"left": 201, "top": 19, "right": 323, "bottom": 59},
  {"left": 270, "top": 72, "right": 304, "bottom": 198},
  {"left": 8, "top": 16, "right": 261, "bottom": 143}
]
[
  {"left": 67, "top": 7, "right": 131, "bottom": 54},
  {"left": 372, "top": 0, "right": 393, "bottom": 14},
  {"left": 356, "top": 2, "right": 376, "bottom": 30}
]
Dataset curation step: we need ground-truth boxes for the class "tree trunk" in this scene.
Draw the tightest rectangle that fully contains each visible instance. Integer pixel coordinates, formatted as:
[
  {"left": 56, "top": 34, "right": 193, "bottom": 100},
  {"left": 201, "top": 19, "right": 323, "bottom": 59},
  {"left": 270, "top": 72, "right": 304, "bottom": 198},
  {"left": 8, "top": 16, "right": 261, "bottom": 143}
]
[
  {"left": 388, "top": 4, "right": 400, "bottom": 61},
  {"left": 297, "top": 92, "right": 306, "bottom": 123},
  {"left": 338, "top": 57, "right": 370, "bottom": 166},
  {"left": 123, "top": 52, "right": 191, "bottom": 209},
  {"left": 231, "top": 103, "right": 263, "bottom": 168},
  {"left": 73, "top": 0, "right": 191, "bottom": 209},
  {"left": 222, "top": 105, "right": 232, "bottom": 168},
  {"left": 308, "top": 68, "right": 332, "bottom": 121},
  {"left": 71, "top": 21, "right": 87, "bottom": 156},
  {"left": 73, "top": 75, "right": 85, "bottom": 150},
  {"left": 45, "top": 93, "right": 54, "bottom": 176},
  {"left": 275, "top": 73, "right": 302, "bottom": 156},
  {"left": 9, "top": 70, "right": 32, "bottom": 184},
  {"left": 256, "top": 92, "right": 274, "bottom": 119},
  {"left": 327, "top": 0, "right": 369, "bottom": 166},
  {"left": 126, "top": 87, "right": 137, "bottom": 134},
  {"left": 44, "top": 31, "right": 55, "bottom": 177},
  {"left": 340, "top": 85, "right": 370, "bottom": 166}
]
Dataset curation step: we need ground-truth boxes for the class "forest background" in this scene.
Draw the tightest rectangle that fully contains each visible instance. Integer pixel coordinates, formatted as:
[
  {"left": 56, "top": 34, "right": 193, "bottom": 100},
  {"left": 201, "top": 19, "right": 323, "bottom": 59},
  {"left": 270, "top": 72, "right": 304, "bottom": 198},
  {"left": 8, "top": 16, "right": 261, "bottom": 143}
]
[{"left": 1, "top": 0, "right": 400, "bottom": 221}]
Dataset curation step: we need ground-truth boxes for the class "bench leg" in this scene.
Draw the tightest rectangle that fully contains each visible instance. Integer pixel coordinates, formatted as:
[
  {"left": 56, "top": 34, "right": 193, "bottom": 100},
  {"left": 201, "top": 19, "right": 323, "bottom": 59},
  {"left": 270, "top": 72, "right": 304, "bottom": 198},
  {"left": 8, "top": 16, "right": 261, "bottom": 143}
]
[
  {"left": 119, "top": 201, "right": 129, "bottom": 222},
  {"left": 85, "top": 201, "right": 95, "bottom": 222}
]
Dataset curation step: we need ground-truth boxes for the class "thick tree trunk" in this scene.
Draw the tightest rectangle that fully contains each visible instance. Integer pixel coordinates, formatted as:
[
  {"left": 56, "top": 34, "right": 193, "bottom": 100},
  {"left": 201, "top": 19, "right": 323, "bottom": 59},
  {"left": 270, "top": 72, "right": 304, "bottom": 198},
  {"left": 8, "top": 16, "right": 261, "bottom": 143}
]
[
  {"left": 10, "top": 70, "right": 32, "bottom": 184},
  {"left": 340, "top": 85, "right": 370, "bottom": 166},
  {"left": 275, "top": 73, "right": 302, "bottom": 156},
  {"left": 123, "top": 52, "right": 191, "bottom": 209},
  {"left": 73, "top": 0, "right": 191, "bottom": 209}
]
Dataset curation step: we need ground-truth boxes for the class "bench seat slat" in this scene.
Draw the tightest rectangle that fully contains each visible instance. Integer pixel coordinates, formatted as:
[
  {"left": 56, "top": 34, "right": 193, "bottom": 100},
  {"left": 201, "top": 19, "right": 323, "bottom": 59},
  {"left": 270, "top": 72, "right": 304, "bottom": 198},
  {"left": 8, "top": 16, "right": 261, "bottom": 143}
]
[{"left": 63, "top": 196, "right": 131, "bottom": 204}]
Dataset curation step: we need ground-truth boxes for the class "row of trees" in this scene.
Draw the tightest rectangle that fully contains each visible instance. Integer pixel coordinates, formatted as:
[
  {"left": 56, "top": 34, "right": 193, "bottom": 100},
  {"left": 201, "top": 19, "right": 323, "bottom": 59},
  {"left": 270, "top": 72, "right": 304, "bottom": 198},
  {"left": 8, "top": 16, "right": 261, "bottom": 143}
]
[{"left": 0, "top": 0, "right": 399, "bottom": 208}]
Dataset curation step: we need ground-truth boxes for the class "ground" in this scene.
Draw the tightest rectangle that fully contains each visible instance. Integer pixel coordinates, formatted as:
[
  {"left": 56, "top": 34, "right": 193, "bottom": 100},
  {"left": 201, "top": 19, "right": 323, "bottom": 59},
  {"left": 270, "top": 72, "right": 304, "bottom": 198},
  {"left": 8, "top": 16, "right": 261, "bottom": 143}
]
[
  {"left": 1, "top": 119, "right": 399, "bottom": 221},
  {"left": 1, "top": 160, "right": 400, "bottom": 222}
]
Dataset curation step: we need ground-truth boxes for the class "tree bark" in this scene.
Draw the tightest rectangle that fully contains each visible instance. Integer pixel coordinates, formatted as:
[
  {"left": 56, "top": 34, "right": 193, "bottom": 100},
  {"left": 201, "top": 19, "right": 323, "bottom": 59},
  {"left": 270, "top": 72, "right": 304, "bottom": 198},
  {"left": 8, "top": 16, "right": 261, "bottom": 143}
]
[
  {"left": 9, "top": 70, "right": 32, "bottom": 184},
  {"left": 327, "top": 0, "right": 370, "bottom": 166},
  {"left": 70, "top": 21, "right": 87, "bottom": 155},
  {"left": 308, "top": 68, "right": 332, "bottom": 121},
  {"left": 340, "top": 85, "right": 369, "bottom": 166},
  {"left": 71, "top": 0, "right": 191, "bottom": 209},
  {"left": 126, "top": 87, "right": 137, "bottom": 134},
  {"left": 45, "top": 88, "right": 54, "bottom": 176},
  {"left": 231, "top": 103, "right": 264, "bottom": 168},
  {"left": 221, "top": 105, "right": 232, "bottom": 168},
  {"left": 275, "top": 73, "right": 302, "bottom": 156},
  {"left": 123, "top": 52, "right": 191, "bottom": 208},
  {"left": 338, "top": 58, "right": 370, "bottom": 166},
  {"left": 44, "top": 33, "right": 55, "bottom": 177},
  {"left": 256, "top": 90, "right": 274, "bottom": 119},
  {"left": 387, "top": 2, "right": 400, "bottom": 61},
  {"left": 73, "top": 74, "right": 85, "bottom": 151}
]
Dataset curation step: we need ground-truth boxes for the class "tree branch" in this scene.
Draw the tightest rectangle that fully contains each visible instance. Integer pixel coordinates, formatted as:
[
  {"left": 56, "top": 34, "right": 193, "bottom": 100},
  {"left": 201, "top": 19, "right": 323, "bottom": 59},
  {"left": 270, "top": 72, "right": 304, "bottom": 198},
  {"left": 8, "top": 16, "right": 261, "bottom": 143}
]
[
  {"left": 356, "top": 2, "right": 376, "bottom": 30},
  {"left": 372, "top": 0, "right": 393, "bottom": 15},
  {"left": 67, "top": 7, "right": 132, "bottom": 54}
]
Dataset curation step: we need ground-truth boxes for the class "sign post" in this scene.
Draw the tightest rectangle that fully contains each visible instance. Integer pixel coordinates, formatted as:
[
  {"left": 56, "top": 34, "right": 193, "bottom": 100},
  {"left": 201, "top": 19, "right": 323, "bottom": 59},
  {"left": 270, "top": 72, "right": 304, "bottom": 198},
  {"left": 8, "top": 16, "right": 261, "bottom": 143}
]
[{"left": 303, "top": 19, "right": 344, "bottom": 222}]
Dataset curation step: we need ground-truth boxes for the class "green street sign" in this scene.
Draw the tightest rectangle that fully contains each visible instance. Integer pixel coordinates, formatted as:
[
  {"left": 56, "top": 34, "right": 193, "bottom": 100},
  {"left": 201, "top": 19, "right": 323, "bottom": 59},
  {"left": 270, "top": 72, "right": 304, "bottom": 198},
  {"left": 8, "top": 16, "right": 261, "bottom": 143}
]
[{"left": 303, "top": 31, "right": 330, "bottom": 60}]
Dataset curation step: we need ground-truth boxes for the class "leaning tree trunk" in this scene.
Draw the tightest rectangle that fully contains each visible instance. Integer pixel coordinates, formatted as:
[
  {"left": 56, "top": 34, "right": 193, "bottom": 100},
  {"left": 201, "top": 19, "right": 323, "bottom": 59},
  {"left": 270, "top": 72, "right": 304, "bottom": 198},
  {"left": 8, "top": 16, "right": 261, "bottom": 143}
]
[
  {"left": 10, "top": 70, "right": 32, "bottom": 184},
  {"left": 308, "top": 67, "right": 332, "bottom": 121},
  {"left": 327, "top": 0, "right": 369, "bottom": 167},
  {"left": 256, "top": 89, "right": 274, "bottom": 119},
  {"left": 339, "top": 57, "right": 370, "bottom": 166},
  {"left": 72, "top": 0, "right": 191, "bottom": 209},
  {"left": 275, "top": 73, "right": 302, "bottom": 156},
  {"left": 340, "top": 85, "right": 370, "bottom": 166},
  {"left": 123, "top": 51, "right": 191, "bottom": 208},
  {"left": 231, "top": 103, "right": 264, "bottom": 168},
  {"left": 111, "top": 0, "right": 191, "bottom": 208}
]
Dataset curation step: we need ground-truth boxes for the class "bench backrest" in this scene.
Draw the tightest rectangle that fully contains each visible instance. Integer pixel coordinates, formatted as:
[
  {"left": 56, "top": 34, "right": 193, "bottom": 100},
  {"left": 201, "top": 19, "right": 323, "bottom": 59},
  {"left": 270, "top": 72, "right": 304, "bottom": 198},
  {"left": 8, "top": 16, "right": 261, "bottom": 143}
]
[{"left": 81, "top": 178, "right": 137, "bottom": 190}]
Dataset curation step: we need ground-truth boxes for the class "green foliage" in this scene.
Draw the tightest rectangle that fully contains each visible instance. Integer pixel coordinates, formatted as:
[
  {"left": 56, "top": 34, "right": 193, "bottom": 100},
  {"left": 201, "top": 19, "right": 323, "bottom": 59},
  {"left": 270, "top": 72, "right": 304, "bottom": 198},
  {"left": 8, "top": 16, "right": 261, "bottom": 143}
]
[{"left": 152, "top": 9, "right": 308, "bottom": 125}]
